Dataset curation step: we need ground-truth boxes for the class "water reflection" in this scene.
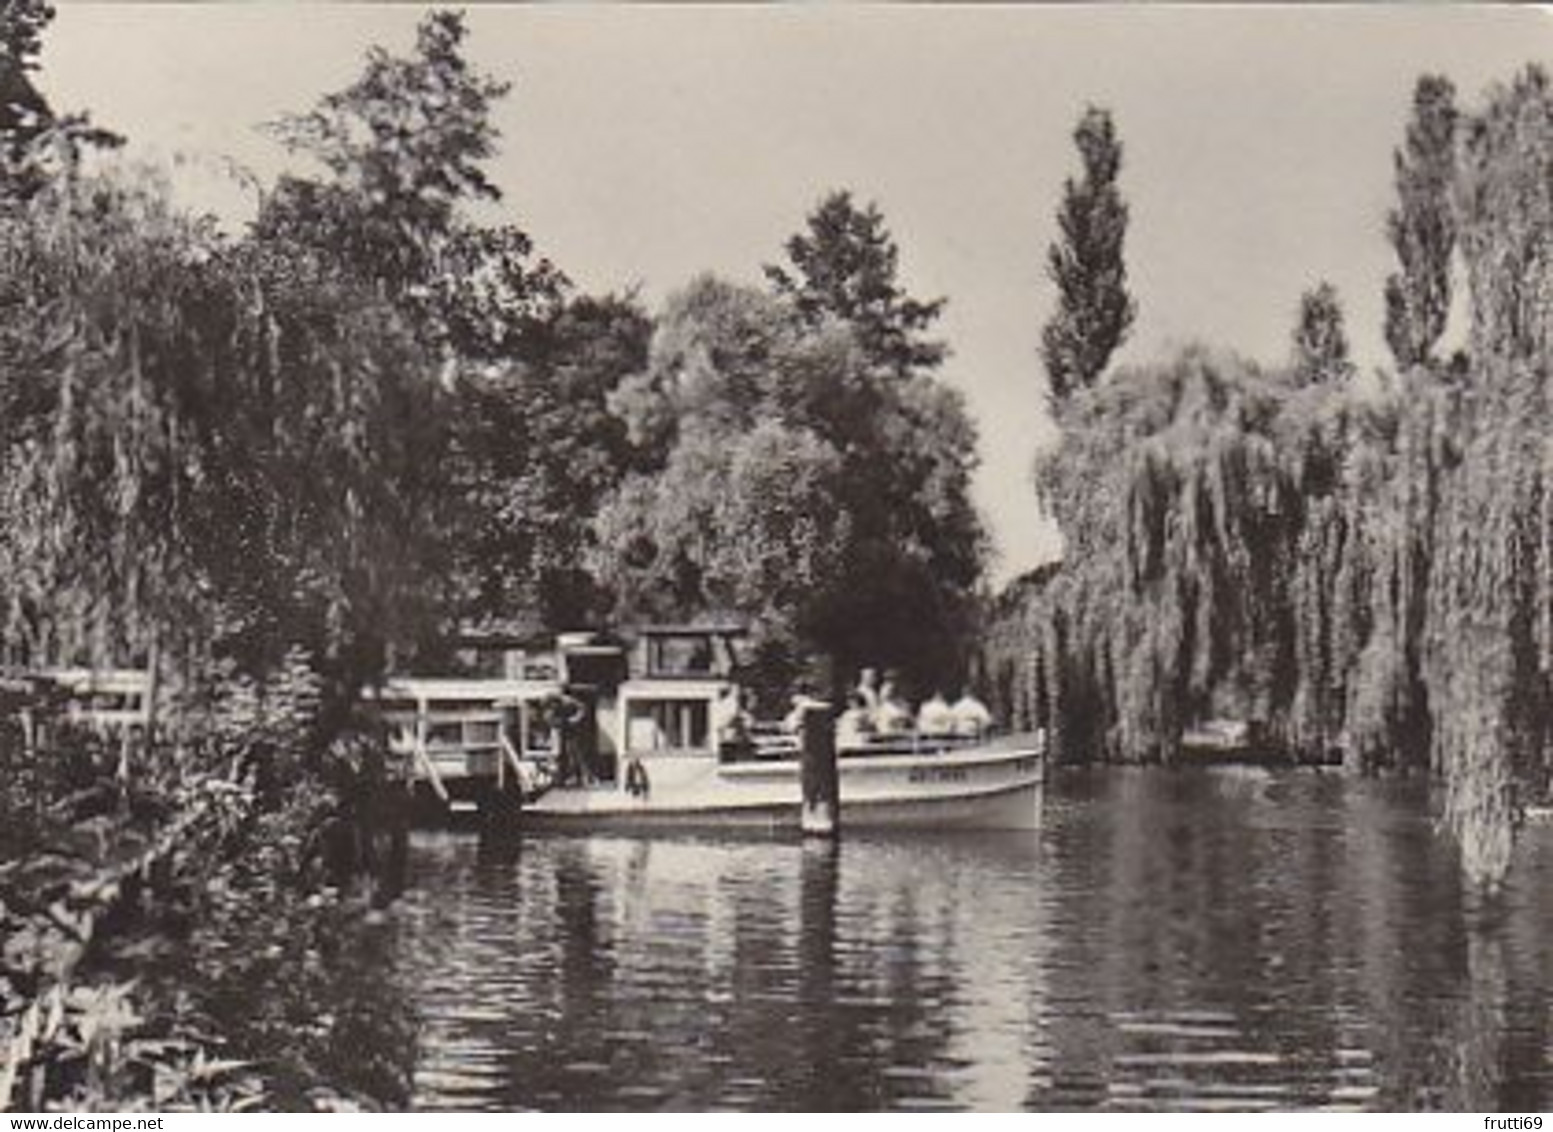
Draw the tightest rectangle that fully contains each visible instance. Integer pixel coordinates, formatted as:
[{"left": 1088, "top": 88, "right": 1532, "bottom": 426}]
[{"left": 391, "top": 769, "right": 1553, "bottom": 1111}]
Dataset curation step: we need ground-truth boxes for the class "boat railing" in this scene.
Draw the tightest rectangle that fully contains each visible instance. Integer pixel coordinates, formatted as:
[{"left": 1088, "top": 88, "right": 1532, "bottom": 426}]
[
  {"left": 722, "top": 721, "right": 995, "bottom": 763},
  {"left": 843, "top": 731, "right": 990, "bottom": 757},
  {"left": 498, "top": 728, "right": 523, "bottom": 789},
  {"left": 741, "top": 721, "right": 799, "bottom": 760},
  {"left": 403, "top": 732, "right": 450, "bottom": 803}
]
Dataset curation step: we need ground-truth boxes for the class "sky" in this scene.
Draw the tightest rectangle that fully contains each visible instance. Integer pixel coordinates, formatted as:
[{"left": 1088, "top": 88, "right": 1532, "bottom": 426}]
[{"left": 37, "top": 4, "right": 1553, "bottom": 585}]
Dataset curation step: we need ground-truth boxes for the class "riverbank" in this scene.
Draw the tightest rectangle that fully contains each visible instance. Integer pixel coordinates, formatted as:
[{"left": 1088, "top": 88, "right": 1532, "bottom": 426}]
[{"left": 1, "top": 703, "right": 416, "bottom": 1111}]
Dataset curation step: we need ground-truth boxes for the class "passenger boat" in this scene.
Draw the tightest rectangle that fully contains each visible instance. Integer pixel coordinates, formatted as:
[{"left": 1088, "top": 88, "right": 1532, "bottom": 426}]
[
  {"left": 381, "top": 626, "right": 1045, "bottom": 832},
  {"left": 523, "top": 730, "right": 1044, "bottom": 833},
  {"left": 30, "top": 627, "right": 1044, "bottom": 832}
]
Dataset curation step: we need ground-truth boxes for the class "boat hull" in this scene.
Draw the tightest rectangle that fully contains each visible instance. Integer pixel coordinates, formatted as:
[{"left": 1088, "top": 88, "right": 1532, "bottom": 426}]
[{"left": 521, "top": 737, "right": 1044, "bottom": 832}]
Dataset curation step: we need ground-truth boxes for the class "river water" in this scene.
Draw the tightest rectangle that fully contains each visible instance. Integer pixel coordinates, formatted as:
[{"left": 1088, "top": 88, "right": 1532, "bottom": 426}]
[{"left": 386, "top": 768, "right": 1553, "bottom": 1111}]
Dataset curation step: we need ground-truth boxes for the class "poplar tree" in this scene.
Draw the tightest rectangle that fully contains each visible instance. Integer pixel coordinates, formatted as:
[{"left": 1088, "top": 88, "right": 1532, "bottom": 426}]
[
  {"left": 1041, "top": 106, "right": 1136, "bottom": 404},
  {"left": 1383, "top": 75, "right": 1458, "bottom": 371},
  {"left": 1291, "top": 281, "right": 1355, "bottom": 385}
]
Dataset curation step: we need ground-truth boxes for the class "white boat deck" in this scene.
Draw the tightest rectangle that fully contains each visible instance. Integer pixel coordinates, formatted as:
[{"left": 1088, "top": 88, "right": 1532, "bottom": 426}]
[{"left": 525, "top": 734, "right": 1045, "bottom": 831}]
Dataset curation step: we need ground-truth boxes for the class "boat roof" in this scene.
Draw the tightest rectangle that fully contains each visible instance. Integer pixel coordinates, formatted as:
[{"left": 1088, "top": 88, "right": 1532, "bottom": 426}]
[
  {"left": 618, "top": 677, "right": 737, "bottom": 698},
  {"left": 374, "top": 676, "right": 561, "bottom": 702},
  {"left": 633, "top": 623, "right": 748, "bottom": 638}
]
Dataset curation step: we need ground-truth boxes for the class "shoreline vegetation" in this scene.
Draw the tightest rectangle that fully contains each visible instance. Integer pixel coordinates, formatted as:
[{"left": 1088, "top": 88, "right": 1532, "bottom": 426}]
[
  {"left": 0, "top": 4, "right": 1549, "bottom": 1112},
  {"left": 983, "top": 67, "right": 1553, "bottom": 896}
]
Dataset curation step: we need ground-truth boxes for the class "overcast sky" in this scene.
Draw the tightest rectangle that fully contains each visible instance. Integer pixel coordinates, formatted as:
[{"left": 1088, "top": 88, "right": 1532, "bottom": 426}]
[{"left": 38, "top": 4, "right": 1553, "bottom": 584}]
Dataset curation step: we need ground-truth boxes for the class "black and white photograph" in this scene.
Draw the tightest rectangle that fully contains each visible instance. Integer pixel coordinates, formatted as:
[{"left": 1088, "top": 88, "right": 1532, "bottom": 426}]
[{"left": 3, "top": 1, "right": 1553, "bottom": 1114}]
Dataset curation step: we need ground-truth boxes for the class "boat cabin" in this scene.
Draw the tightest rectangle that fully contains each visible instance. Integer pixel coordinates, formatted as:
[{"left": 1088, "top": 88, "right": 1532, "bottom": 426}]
[
  {"left": 613, "top": 625, "right": 749, "bottom": 763},
  {"left": 371, "top": 675, "right": 566, "bottom": 799},
  {"left": 617, "top": 677, "right": 742, "bottom": 759},
  {"left": 377, "top": 625, "right": 753, "bottom": 795},
  {"left": 633, "top": 624, "right": 747, "bottom": 680}
]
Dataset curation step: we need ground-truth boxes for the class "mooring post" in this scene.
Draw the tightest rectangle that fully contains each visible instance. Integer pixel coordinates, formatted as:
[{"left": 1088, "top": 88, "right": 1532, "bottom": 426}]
[{"left": 799, "top": 700, "right": 839, "bottom": 837}]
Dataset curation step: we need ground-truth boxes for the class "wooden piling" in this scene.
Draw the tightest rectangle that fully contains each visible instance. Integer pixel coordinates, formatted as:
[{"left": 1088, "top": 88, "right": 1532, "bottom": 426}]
[{"left": 799, "top": 701, "right": 839, "bottom": 837}]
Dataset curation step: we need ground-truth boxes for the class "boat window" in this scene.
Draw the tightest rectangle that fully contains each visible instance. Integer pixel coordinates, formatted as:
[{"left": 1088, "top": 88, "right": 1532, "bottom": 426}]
[
  {"left": 425, "top": 722, "right": 464, "bottom": 747},
  {"left": 464, "top": 719, "right": 499, "bottom": 746},
  {"left": 625, "top": 698, "right": 710, "bottom": 754},
  {"left": 645, "top": 636, "right": 716, "bottom": 678},
  {"left": 83, "top": 692, "right": 135, "bottom": 712},
  {"left": 454, "top": 648, "right": 506, "bottom": 678},
  {"left": 433, "top": 699, "right": 498, "bottom": 714}
]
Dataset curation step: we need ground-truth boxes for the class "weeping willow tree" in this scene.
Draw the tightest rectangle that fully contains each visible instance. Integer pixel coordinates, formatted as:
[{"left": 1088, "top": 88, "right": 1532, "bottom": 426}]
[
  {"left": 0, "top": 10, "right": 562, "bottom": 720},
  {"left": 986, "top": 64, "right": 1553, "bottom": 889},
  {"left": 0, "top": 14, "right": 513, "bottom": 1107},
  {"left": 1020, "top": 347, "right": 1303, "bottom": 763},
  {"left": 0, "top": 166, "right": 446, "bottom": 726},
  {"left": 1425, "top": 65, "right": 1553, "bottom": 888},
  {"left": 0, "top": 171, "right": 222, "bottom": 683}
]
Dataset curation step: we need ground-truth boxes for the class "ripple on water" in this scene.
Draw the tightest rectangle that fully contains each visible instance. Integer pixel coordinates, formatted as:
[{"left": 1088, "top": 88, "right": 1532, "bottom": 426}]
[{"left": 396, "top": 773, "right": 1553, "bottom": 1111}]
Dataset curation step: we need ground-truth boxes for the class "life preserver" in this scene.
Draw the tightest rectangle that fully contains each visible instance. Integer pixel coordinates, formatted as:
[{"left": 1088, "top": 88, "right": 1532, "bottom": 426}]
[{"left": 624, "top": 756, "right": 650, "bottom": 799}]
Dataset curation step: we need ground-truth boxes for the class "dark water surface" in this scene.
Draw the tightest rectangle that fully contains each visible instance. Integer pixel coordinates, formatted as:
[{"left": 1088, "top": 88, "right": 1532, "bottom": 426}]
[{"left": 389, "top": 768, "right": 1553, "bottom": 1111}]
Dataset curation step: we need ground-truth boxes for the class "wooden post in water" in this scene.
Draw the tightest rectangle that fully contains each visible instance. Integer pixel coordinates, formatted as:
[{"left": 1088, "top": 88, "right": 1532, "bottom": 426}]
[{"left": 799, "top": 700, "right": 839, "bottom": 837}]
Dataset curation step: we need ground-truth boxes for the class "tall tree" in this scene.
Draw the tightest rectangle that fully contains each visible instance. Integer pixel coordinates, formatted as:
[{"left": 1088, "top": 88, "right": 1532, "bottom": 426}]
[
  {"left": 764, "top": 189, "right": 946, "bottom": 374},
  {"left": 1041, "top": 106, "right": 1136, "bottom": 404},
  {"left": 0, "top": 172, "right": 210, "bottom": 671},
  {"left": 763, "top": 198, "right": 983, "bottom": 682},
  {"left": 1291, "top": 281, "right": 1355, "bottom": 385},
  {"left": 452, "top": 293, "right": 651, "bottom": 633},
  {"left": 0, "top": 0, "right": 52, "bottom": 152},
  {"left": 259, "top": 10, "right": 586, "bottom": 652},
  {"left": 1428, "top": 63, "right": 1553, "bottom": 888},
  {"left": 266, "top": 10, "right": 505, "bottom": 244},
  {"left": 0, "top": 0, "right": 118, "bottom": 203},
  {"left": 598, "top": 276, "right": 985, "bottom": 694},
  {"left": 259, "top": 9, "right": 563, "bottom": 356},
  {"left": 1384, "top": 75, "right": 1458, "bottom": 371}
]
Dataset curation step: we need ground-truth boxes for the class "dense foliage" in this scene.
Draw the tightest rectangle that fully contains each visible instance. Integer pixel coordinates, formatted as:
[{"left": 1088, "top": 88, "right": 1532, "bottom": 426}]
[
  {"left": 0, "top": 0, "right": 118, "bottom": 203},
  {"left": 6, "top": 4, "right": 1551, "bottom": 1109},
  {"left": 1385, "top": 76, "right": 1459, "bottom": 371},
  {"left": 1, "top": 12, "right": 997, "bottom": 1108},
  {"left": 986, "top": 67, "right": 1553, "bottom": 890},
  {"left": 765, "top": 190, "right": 947, "bottom": 375},
  {"left": 0, "top": 11, "right": 498, "bottom": 1109},
  {"left": 596, "top": 197, "right": 986, "bottom": 701},
  {"left": 1, "top": 661, "right": 415, "bottom": 1111}
]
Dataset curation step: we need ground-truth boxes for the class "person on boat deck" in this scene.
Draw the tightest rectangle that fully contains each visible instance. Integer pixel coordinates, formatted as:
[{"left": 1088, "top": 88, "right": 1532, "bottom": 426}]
[
  {"left": 835, "top": 692, "right": 875, "bottom": 750},
  {"left": 548, "top": 691, "right": 592, "bottom": 785},
  {"left": 916, "top": 691, "right": 954, "bottom": 737},
  {"left": 853, "top": 668, "right": 881, "bottom": 715},
  {"left": 950, "top": 689, "right": 993, "bottom": 739},
  {"left": 872, "top": 671, "right": 912, "bottom": 736},
  {"left": 718, "top": 687, "right": 756, "bottom": 762}
]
